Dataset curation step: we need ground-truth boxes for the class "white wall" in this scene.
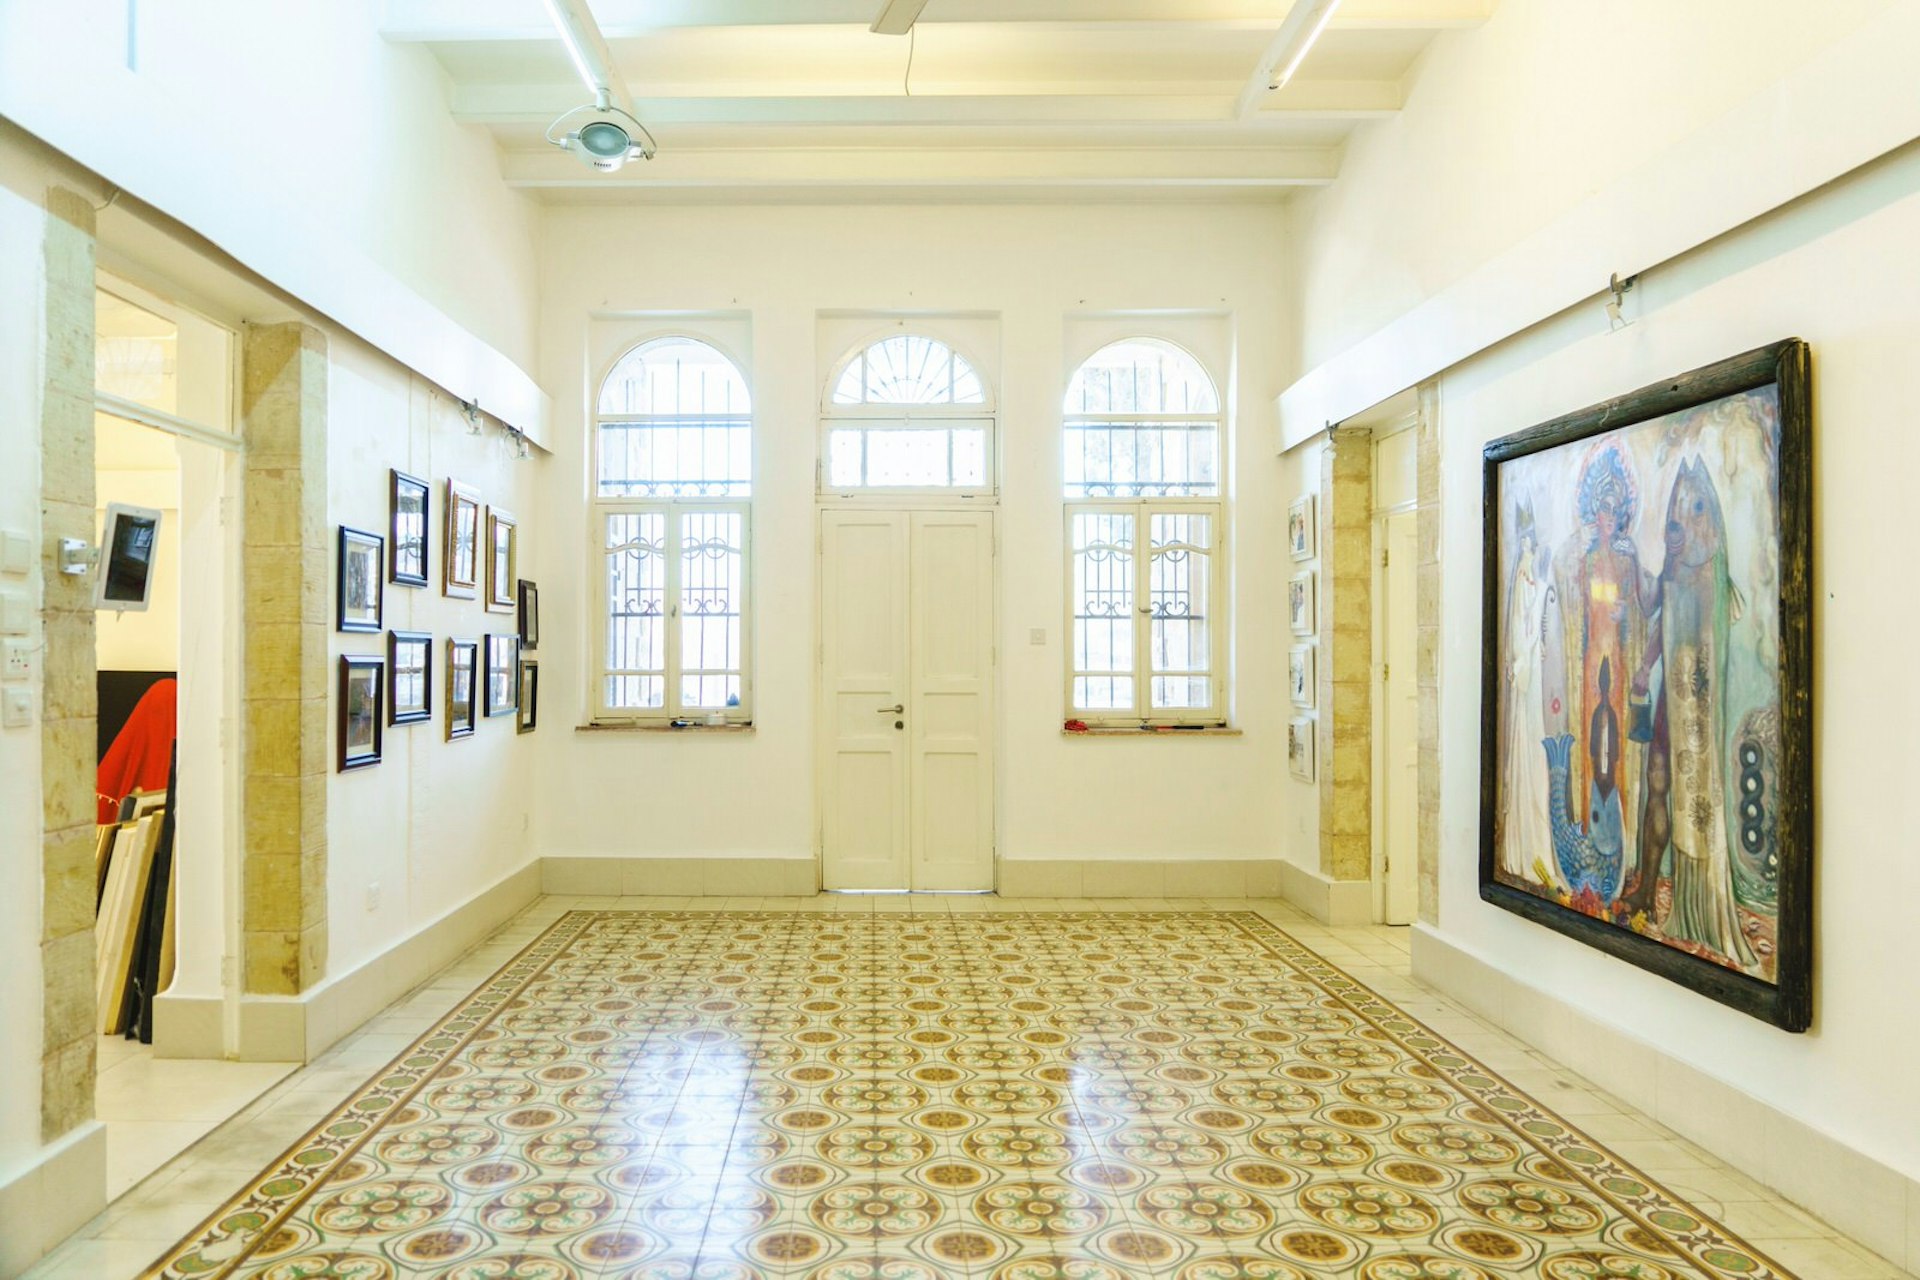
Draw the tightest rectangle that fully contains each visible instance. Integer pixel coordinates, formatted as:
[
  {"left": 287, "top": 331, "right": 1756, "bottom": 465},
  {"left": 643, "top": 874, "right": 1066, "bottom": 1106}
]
[
  {"left": 534, "top": 203, "right": 1293, "bottom": 868},
  {"left": 326, "top": 341, "right": 543, "bottom": 978}
]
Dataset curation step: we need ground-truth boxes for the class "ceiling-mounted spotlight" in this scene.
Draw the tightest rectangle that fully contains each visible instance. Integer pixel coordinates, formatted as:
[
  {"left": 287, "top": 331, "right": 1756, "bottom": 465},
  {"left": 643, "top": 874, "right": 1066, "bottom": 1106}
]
[{"left": 547, "top": 90, "right": 656, "bottom": 172}]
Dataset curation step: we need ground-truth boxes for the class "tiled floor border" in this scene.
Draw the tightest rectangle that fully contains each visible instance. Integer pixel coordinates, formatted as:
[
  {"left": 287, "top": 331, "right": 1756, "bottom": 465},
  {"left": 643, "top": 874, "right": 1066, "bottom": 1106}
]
[{"left": 138, "top": 910, "right": 1800, "bottom": 1280}]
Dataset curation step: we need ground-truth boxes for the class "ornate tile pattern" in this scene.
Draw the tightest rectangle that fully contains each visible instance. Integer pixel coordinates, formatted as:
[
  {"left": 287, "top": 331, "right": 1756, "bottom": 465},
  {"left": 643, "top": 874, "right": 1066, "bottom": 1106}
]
[{"left": 142, "top": 912, "right": 1796, "bottom": 1279}]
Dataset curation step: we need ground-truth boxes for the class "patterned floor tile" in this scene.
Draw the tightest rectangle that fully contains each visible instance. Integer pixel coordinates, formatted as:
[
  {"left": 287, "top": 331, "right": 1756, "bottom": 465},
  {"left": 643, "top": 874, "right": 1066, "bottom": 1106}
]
[{"left": 138, "top": 912, "right": 1801, "bottom": 1279}]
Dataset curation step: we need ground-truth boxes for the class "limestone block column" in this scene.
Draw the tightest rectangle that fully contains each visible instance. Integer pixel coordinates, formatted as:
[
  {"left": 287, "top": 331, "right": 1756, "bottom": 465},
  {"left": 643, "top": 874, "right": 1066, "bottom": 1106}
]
[
  {"left": 1415, "top": 387, "right": 1443, "bottom": 924},
  {"left": 1318, "top": 425, "right": 1373, "bottom": 883},
  {"left": 40, "top": 187, "right": 99, "bottom": 1140},
  {"left": 241, "top": 322, "right": 329, "bottom": 995}
]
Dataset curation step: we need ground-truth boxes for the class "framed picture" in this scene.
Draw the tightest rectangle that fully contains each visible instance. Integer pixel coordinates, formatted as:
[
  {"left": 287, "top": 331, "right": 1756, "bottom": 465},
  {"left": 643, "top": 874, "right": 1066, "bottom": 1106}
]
[
  {"left": 517, "top": 579, "right": 539, "bottom": 650},
  {"left": 1287, "top": 494, "right": 1316, "bottom": 561},
  {"left": 1287, "top": 717, "right": 1315, "bottom": 782},
  {"left": 388, "top": 630, "right": 432, "bottom": 725},
  {"left": 1287, "top": 571, "right": 1315, "bottom": 636},
  {"left": 517, "top": 659, "right": 539, "bottom": 734},
  {"left": 337, "top": 526, "right": 384, "bottom": 633},
  {"left": 444, "top": 479, "right": 481, "bottom": 599},
  {"left": 486, "top": 507, "right": 517, "bottom": 614},
  {"left": 1288, "top": 645, "right": 1315, "bottom": 707},
  {"left": 389, "top": 470, "right": 430, "bottom": 587},
  {"left": 484, "top": 633, "right": 519, "bottom": 717},
  {"left": 446, "top": 638, "right": 478, "bottom": 740},
  {"left": 1480, "top": 340, "right": 1812, "bottom": 1031},
  {"left": 338, "top": 655, "right": 384, "bottom": 771}
]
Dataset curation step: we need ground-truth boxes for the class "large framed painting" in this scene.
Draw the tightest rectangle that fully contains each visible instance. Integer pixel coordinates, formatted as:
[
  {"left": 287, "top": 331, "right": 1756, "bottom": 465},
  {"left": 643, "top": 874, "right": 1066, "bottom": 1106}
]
[{"left": 1480, "top": 340, "right": 1812, "bottom": 1030}]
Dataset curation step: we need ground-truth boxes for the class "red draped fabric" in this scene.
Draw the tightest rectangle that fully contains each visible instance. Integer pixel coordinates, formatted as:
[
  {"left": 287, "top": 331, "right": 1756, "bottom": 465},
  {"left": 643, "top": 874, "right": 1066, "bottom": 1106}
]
[{"left": 96, "top": 678, "right": 177, "bottom": 824}]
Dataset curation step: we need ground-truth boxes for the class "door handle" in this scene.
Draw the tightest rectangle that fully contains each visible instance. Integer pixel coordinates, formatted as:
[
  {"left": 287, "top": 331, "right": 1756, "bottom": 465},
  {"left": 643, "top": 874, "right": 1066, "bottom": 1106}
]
[{"left": 876, "top": 704, "right": 904, "bottom": 714}]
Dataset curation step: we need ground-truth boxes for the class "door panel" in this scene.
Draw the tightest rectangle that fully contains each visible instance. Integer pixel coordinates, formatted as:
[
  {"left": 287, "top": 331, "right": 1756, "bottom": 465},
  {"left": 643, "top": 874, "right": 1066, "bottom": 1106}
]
[
  {"left": 910, "top": 512, "right": 995, "bottom": 890},
  {"left": 820, "top": 512, "right": 910, "bottom": 890}
]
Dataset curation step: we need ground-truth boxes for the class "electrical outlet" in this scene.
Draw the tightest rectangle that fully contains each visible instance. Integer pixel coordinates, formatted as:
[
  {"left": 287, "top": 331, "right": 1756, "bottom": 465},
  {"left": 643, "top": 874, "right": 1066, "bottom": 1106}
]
[
  {"left": 1029, "top": 628, "right": 1047, "bottom": 646},
  {"left": 2, "top": 639, "right": 29, "bottom": 681},
  {"left": 2, "top": 688, "right": 30, "bottom": 729},
  {"left": 366, "top": 882, "right": 382, "bottom": 913}
]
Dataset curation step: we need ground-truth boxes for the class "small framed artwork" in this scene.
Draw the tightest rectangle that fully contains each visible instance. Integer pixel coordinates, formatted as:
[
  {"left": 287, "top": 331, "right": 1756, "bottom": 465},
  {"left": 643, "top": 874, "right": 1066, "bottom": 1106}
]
[
  {"left": 338, "top": 655, "right": 385, "bottom": 771},
  {"left": 444, "top": 479, "right": 481, "bottom": 599},
  {"left": 1481, "top": 339, "right": 1812, "bottom": 1030},
  {"left": 388, "top": 630, "right": 433, "bottom": 725},
  {"left": 517, "top": 659, "right": 539, "bottom": 734},
  {"left": 486, "top": 507, "right": 518, "bottom": 614},
  {"left": 1288, "top": 645, "right": 1315, "bottom": 707},
  {"left": 1287, "top": 495, "right": 1316, "bottom": 561},
  {"left": 389, "top": 469, "right": 430, "bottom": 587},
  {"left": 517, "top": 579, "right": 539, "bottom": 651},
  {"left": 484, "top": 633, "right": 520, "bottom": 717},
  {"left": 1287, "top": 571, "right": 1315, "bottom": 636},
  {"left": 446, "top": 638, "right": 478, "bottom": 740},
  {"left": 337, "top": 526, "right": 384, "bottom": 633},
  {"left": 1287, "top": 717, "right": 1315, "bottom": 782}
]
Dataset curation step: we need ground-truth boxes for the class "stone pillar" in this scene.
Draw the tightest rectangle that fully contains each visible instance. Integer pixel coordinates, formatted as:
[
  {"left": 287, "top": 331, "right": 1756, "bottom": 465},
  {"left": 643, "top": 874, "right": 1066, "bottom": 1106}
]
[
  {"left": 1415, "top": 385, "right": 1443, "bottom": 924},
  {"left": 39, "top": 187, "right": 98, "bottom": 1141},
  {"left": 1318, "top": 425, "right": 1373, "bottom": 883},
  {"left": 240, "top": 322, "right": 329, "bottom": 995}
]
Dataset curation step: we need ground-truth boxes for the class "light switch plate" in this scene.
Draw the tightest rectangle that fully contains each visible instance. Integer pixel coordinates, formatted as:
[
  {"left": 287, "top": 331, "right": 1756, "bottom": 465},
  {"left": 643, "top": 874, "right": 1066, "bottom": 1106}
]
[
  {"left": 1029, "top": 628, "right": 1047, "bottom": 646},
  {"left": 0, "top": 590, "right": 26, "bottom": 636},
  {"left": 0, "top": 531, "right": 27, "bottom": 575},
  {"left": 1, "top": 688, "right": 29, "bottom": 729}
]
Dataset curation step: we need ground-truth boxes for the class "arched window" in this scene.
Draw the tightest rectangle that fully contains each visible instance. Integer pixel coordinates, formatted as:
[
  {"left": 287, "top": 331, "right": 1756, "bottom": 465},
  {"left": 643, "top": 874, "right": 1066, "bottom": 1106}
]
[
  {"left": 1062, "top": 339, "right": 1227, "bottom": 725},
  {"left": 593, "top": 336, "right": 752, "bottom": 722},
  {"left": 822, "top": 333, "right": 995, "bottom": 493}
]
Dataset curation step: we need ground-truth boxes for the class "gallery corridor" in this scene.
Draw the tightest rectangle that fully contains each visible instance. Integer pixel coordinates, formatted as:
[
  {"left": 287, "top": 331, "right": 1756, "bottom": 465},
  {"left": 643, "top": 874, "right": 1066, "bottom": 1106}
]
[{"left": 25, "top": 898, "right": 1896, "bottom": 1280}]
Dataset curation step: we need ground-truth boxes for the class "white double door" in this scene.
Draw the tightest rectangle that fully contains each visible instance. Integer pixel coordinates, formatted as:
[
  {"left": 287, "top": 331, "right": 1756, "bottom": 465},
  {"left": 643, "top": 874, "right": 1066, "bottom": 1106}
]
[{"left": 820, "top": 509, "right": 995, "bottom": 891}]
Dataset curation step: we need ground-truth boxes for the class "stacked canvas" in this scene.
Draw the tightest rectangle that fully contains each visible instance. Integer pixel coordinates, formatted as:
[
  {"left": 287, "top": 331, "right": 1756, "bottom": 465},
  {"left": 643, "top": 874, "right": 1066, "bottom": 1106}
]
[{"left": 92, "top": 786, "right": 179, "bottom": 1038}]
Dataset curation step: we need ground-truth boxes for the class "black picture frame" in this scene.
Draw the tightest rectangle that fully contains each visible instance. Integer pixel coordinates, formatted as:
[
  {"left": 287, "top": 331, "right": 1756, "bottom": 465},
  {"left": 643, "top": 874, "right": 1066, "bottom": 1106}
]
[
  {"left": 388, "top": 630, "right": 433, "bottom": 725},
  {"left": 446, "top": 638, "right": 478, "bottom": 740},
  {"left": 389, "top": 469, "right": 430, "bottom": 587},
  {"left": 337, "top": 526, "right": 384, "bottom": 633},
  {"left": 517, "top": 578, "right": 539, "bottom": 651},
  {"left": 517, "top": 658, "right": 538, "bottom": 734},
  {"left": 1479, "top": 339, "right": 1812, "bottom": 1031},
  {"left": 338, "top": 655, "right": 385, "bottom": 771},
  {"left": 484, "top": 633, "right": 519, "bottom": 717}
]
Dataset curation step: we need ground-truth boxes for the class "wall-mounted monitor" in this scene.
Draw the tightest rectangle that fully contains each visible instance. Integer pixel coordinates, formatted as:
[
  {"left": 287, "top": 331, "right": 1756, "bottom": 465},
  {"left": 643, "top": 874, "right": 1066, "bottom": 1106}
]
[{"left": 96, "top": 502, "right": 162, "bottom": 612}]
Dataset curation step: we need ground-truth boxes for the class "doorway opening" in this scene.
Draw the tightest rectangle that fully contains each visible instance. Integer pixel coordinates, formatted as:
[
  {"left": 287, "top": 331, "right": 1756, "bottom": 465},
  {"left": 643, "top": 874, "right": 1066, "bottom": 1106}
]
[
  {"left": 1371, "top": 422, "right": 1419, "bottom": 925},
  {"left": 818, "top": 509, "right": 997, "bottom": 892}
]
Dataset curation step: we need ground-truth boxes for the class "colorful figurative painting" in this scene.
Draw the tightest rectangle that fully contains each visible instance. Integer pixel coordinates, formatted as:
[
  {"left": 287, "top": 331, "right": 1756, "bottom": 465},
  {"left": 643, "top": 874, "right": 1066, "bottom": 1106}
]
[{"left": 1480, "top": 341, "right": 1812, "bottom": 1031}]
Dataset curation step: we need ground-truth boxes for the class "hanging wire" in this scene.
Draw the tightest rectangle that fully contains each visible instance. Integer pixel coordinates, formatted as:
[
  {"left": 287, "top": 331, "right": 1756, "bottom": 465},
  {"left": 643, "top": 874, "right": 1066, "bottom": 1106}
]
[{"left": 904, "top": 24, "right": 916, "bottom": 97}]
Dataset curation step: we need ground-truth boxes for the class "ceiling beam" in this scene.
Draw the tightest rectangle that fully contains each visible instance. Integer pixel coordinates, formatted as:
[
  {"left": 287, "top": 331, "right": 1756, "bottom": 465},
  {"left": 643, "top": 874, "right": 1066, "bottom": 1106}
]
[
  {"left": 450, "top": 82, "right": 1401, "bottom": 127},
  {"left": 382, "top": 0, "right": 1493, "bottom": 40},
  {"left": 499, "top": 144, "right": 1339, "bottom": 189}
]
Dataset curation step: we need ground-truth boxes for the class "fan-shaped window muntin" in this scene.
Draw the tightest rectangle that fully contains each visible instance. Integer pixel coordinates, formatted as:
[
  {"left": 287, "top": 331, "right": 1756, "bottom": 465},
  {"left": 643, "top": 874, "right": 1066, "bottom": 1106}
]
[
  {"left": 1065, "top": 338, "right": 1221, "bottom": 499},
  {"left": 598, "top": 336, "right": 752, "bottom": 499},
  {"left": 823, "top": 332, "right": 996, "bottom": 493}
]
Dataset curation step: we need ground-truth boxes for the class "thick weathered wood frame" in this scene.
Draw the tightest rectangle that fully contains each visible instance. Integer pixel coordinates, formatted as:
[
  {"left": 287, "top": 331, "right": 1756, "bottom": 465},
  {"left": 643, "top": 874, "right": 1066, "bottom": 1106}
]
[{"left": 1479, "top": 339, "right": 1813, "bottom": 1031}]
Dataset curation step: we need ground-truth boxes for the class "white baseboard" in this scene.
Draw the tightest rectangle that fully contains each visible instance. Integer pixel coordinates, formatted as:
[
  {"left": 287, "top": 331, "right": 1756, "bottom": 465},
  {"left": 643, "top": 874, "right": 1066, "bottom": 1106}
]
[
  {"left": 1411, "top": 924, "right": 1920, "bottom": 1273},
  {"left": 0, "top": 1121, "right": 105, "bottom": 1279},
  {"left": 1274, "top": 859, "right": 1374, "bottom": 924},
  {"left": 995, "top": 858, "right": 1285, "bottom": 899},
  {"left": 154, "top": 860, "right": 544, "bottom": 1063},
  {"left": 542, "top": 855, "right": 819, "bottom": 897}
]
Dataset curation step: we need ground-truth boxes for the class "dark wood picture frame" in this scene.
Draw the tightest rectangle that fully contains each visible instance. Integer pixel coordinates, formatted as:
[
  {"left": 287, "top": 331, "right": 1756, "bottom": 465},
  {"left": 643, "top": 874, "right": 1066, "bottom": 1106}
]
[
  {"left": 1479, "top": 339, "right": 1812, "bottom": 1031},
  {"left": 486, "top": 506, "right": 518, "bottom": 614},
  {"left": 484, "top": 633, "right": 519, "bottom": 717},
  {"left": 517, "top": 658, "right": 538, "bottom": 734},
  {"left": 337, "top": 525, "right": 384, "bottom": 633},
  {"left": 444, "top": 479, "right": 481, "bottom": 599},
  {"left": 446, "top": 638, "right": 478, "bottom": 740},
  {"left": 389, "top": 469, "right": 430, "bottom": 587},
  {"left": 517, "top": 578, "right": 539, "bottom": 651},
  {"left": 338, "top": 655, "right": 385, "bottom": 771},
  {"left": 388, "top": 630, "right": 433, "bottom": 726}
]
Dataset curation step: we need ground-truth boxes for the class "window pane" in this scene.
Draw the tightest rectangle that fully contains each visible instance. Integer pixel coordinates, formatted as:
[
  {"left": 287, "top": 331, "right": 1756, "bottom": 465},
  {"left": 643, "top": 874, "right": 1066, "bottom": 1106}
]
[
  {"left": 832, "top": 334, "right": 985, "bottom": 406},
  {"left": 95, "top": 290, "right": 178, "bottom": 413},
  {"left": 1064, "top": 421, "right": 1218, "bottom": 498},
  {"left": 1150, "top": 512, "right": 1211, "bottom": 709},
  {"left": 822, "top": 422, "right": 992, "bottom": 490},
  {"left": 679, "top": 510, "right": 744, "bottom": 708},
  {"left": 598, "top": 337, "right": 751, "bottom": 497},
  {"left": 1065, "top": 338, "right": 1218, "bottom": 415},
  {"left": 952, "top": 428, "right": 987, "bottom": 487},
  {"left": 827, "top": 430, "right": 864, "bottom": 488},
  {"left": 865, "top": 429, "right": 951, "bottom": 487},
  {"left": 600, "top": 336, "right": 749, "bottom": 416},
  {"left": 605, "top": 512, "right": 666, "bottom": 707},
  {"left": 1071, "top": 512, "right": 1135, "bottom": 712}
]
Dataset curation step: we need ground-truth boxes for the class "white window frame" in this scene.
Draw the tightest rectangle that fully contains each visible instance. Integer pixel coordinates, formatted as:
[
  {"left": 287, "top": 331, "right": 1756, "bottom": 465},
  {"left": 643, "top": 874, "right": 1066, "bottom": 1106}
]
[
  {"left": 819, "top": 331, "right": 998, "bottom": 499},
  {"left": 1062, "top": 337, "right": 1229, "bottom": 727},
  {"left": 590, "top": 334, "right": 753, "bottom": 724}
]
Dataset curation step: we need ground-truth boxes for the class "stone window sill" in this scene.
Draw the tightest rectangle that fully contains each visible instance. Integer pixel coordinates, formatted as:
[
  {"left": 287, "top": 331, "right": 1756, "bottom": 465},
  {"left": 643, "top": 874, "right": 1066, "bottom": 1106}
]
[
  {"left": 1062, "top": 726, "right": 1241, "bottom": 737},
  {"left": 577, "top": 722, "right": 756, "bottom": 734}
]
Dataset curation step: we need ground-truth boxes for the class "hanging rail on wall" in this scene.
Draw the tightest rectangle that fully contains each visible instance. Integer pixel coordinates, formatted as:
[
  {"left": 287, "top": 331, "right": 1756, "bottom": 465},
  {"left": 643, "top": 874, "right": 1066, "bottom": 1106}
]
[{"left": 94, "top": 390, "right": 243, "bottom": 453}]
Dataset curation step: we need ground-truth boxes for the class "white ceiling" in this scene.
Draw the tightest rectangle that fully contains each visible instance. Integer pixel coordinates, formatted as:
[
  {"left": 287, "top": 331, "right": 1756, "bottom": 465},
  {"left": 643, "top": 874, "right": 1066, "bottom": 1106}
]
[{"left": 387, "top": 0, "right": 1493, "bottom": 201}]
